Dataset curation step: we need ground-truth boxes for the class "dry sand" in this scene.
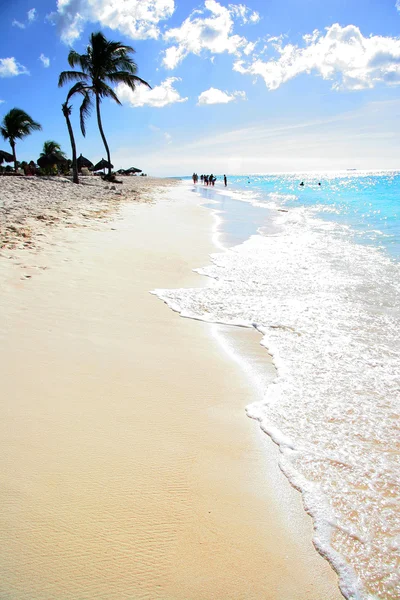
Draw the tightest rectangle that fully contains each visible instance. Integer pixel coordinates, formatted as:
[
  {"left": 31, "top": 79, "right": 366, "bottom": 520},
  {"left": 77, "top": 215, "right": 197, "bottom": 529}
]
[
  {"left": 0, "top": 175, "right": 176, "bottom": 251},
  {"left": 0, "top": 177, "right": 343, "bottom": 599}
]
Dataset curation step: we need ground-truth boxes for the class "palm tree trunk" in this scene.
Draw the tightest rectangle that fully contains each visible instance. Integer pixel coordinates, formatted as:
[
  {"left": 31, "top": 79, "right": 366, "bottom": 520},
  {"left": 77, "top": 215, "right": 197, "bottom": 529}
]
[
  {"left": 10, "top": 140, "right": 17, "bottom": 173},
  {"left": 95, "top": 94, "right": 112, "bottom": 177},
  {"left": 63, "top": 109, "right": 79, "bottom": 184}
]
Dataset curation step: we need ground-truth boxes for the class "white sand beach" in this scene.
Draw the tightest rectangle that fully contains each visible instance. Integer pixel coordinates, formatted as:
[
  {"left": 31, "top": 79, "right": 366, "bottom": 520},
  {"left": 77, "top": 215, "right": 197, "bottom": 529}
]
[{"left": 0, "top": 177, "right": 343, "bottom": 599}]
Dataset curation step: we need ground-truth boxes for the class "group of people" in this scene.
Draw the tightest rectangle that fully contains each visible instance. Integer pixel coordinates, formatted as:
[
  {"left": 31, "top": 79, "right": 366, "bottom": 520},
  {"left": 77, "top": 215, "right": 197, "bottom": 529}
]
[{"left": 192, "top": 173, "right": 228, "bottom": 187}]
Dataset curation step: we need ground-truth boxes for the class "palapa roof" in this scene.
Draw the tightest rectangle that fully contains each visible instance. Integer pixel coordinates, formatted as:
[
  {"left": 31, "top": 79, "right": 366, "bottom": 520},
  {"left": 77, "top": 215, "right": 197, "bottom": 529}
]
[
  {"left": 77, "top": 154, "right": 93, "bottom": 169},
  {"left": 124, "top": 166, "right": 142, "bottom": 173},
  {"left": 0, "top": 150, "right": 14, "bottom": 163},
  {"left": 91, "top": 158, "right": 114, "bottom": 171},
  {"left": 37, "top": 154, "right": 65, "bottom": 168}
]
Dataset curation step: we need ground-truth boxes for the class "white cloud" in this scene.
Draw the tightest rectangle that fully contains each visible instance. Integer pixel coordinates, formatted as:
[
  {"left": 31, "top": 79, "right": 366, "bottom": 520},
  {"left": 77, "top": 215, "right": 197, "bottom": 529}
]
[
  {"left": 197, "top": 87, "right": 246, "bottom": 104},
  {"left": 0, "top": 57, "right": 29, "bottom": 77},
  {"left": 162, "top": 0, "right": 258, "bottom": 69},
  {"left": 0, "top": 99, "right": 4, "bottom": 104},
  {"left": 228, "top": 4, "right": 260, "bottom": 24},
  {"left": 243, "top": 40, "right": 256, "bottom": 55},
  {"left": 12, "top": 20, "right": 26, "bottom": 29},
  {"left": 39, "top": 53, "right": 50, "bottom": 68},
  {"left": 234, "top": 23, "right": 400, "bottom": 91},
  {"left": 49, "top": 0, "right": 175, "bottom": 45},
  {"left": 115, "top": 77, "right": 188, "bottom": 108},
  {"left": 12, "top": 8, "right": 36, "bottom": 28},
  {"left": 27, "top": 8, "right": 37, "bottom": 22}
]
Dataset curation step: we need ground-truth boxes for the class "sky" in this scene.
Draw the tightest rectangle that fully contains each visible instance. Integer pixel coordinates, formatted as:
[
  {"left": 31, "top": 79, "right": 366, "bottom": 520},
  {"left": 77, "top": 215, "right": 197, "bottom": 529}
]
[{"left": 1, "top": 0, "right": 400, "bottom": 175}]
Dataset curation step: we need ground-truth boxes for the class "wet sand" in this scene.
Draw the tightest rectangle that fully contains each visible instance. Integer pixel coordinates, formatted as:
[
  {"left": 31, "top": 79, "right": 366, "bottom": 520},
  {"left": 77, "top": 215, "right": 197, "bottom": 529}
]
[{"left": 0, "top": 182, "right": 343, "bottom": 599}]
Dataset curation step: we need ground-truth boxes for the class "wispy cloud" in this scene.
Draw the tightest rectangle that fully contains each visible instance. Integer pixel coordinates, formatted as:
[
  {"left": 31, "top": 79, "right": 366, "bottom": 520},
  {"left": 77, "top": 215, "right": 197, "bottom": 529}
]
[
  {"left": 111, "top": 99, "right": 400, "bottom": 175},
  {"left": 27, "top": 8, "right": 37, "bottom": 22},
  {"left": 116, "top": 77, "right": 187, "bottom": 108},
  {"left": 12, "top": 20, "right": 26, "bottom": 29},
  {"left": 162, "top": 0, "right": 259, "bottom": 69},
  {"left": 12, "top": 8, "right": 36, "bottom": 29},
  {"left": 0, "top": 57, "right": 29, "bottom": 77},
  {"left": 48, "top": 0, "right": 175, "bottom": 45},
  {"left": 39, "top": 53, "right": 50, "bottom": 68},
  {"left": 234, "top": 23, "right": 400, "bottom": 91},
  {"left": 149, "top": 124, "right": 172, "bottom": 143},
  {"left": 197, "top": 87, "right": 246, "bottom": 104}
]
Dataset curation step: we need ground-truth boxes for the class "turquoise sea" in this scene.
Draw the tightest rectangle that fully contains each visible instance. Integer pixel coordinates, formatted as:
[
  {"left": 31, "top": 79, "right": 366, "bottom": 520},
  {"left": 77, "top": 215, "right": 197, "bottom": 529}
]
[
  {"left": 158, "top": 172, "right": 400, "bottom": 599},
  {"left": 226, "top": 171, "right": 400, "bottom": 259}
]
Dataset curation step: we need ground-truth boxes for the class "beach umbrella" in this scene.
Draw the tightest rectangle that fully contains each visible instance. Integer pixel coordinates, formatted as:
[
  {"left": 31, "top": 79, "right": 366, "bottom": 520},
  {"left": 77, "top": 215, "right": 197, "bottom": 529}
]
[
  {"left": 125, "top": 166, "right": 142, "bottom": 174},
  {"left": 0, "top": 150, "right": 14, "bottom": 164},
  {"left": 91, "top": 158, "right": 114, "bottom": 172},
  {"left": 77, "top": 154, "right": 93, "bottom": 170}
]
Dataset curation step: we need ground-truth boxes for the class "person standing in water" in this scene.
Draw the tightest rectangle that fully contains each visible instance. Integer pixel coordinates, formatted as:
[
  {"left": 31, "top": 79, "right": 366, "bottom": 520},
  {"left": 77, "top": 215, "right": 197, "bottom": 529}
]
[{"left": 224, "top": 174, "right": 227, "bottom": 187}]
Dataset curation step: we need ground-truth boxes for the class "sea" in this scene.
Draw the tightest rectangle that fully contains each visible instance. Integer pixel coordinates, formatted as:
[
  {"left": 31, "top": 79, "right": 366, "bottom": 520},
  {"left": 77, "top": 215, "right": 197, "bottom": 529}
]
[{"left": 155, "top": 171, "right": 400, "bottom": 600}]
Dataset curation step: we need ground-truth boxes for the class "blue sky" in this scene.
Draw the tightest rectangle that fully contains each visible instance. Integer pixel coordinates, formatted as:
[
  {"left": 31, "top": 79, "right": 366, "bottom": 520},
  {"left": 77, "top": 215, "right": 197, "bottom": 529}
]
[{"left": 1, "top": 0, "right": 400, "bottom": 175}]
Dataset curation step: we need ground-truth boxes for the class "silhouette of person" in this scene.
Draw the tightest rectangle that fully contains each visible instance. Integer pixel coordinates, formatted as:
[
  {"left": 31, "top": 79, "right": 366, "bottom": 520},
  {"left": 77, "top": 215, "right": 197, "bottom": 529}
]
[{"left": 224, "top": 174, "right": 227, "bottom": 187}]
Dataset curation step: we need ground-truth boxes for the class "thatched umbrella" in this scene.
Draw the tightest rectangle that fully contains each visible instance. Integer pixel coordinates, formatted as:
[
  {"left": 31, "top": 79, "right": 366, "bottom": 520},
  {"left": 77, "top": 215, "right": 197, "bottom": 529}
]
[
  {"left": 77, "top": 154, "right": 93, "bottom": 171},
  {"left": 124, "top": 166, "right": 142, "bottom": 174},
  {"left": 91, "top": 158, "right": 114, "bottom": 173},
  {"left": 37, "top": 154, "right": 66, "bottom": 169},
  {"left": 0, "top": 150, "right": 14, "bottom": 164}
]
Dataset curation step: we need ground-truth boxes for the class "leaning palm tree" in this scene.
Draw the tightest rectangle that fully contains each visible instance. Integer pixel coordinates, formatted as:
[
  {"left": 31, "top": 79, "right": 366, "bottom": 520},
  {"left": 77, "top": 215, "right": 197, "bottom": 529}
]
[
  {"left": 0, "top": 108, "right": 42, "bottom": 172},
  {"left": 58, "top": 31, "right": 150, "bottom": 178},
  {"left": 61, "top": 82, "right": 92, "bottom": 184}
]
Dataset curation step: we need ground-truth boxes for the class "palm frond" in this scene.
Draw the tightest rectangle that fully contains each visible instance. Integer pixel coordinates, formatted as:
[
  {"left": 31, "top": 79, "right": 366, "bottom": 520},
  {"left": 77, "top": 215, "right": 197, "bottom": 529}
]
[
  {"left": 59, "top": 70, "right": 89, "bottom": 87},
  {"left": 1, "top": 108, "right": 41, "bottom": 141},
  {"left": 68, "top": 50, "right": 85, "bottom": 69},
  {"left": 65, "top": 81, "right": 91, "bottom": 102},
  {"left": 97, "top": 82, "right": 122, "bottom": 105},
  {"left": 40, "top": 140, "right": 66, "bottom": 160},
  {"left": 79, "top": 93, "right": 92, "bottom": 137},
  {"left": 112, "top": 42, "right": 135, "bottom": 55},
  {"left": 0, "top": 126, "right": 9, "bottom": 140},
  {"left": 107, "top": 71, "right": 151, "bottom": 90},
  {"left": 109, "top": 56, "right": 138, "bottom": 74}
]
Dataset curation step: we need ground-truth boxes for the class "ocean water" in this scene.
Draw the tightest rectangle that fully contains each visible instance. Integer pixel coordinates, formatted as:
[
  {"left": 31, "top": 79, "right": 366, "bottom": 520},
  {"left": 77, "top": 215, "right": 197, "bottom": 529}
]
[{"left": 155, "top": 172, "right": 400, "bottom": 600}]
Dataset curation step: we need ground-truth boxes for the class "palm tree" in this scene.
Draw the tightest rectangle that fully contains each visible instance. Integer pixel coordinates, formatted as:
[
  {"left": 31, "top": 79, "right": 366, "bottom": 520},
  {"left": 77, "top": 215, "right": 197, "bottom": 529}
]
[
  {"left": 40, "top": 140, "right": 67, "bottom": 161},
  {"left": 62, "top": 82, "right": 91, "bottom": 184},
  {"left": 38, "top": 140, "right": 67, "bottom": 175},
  {"left": 0, "top": 108, "right": 42, "bottom": 172},
  {"left": 58, "top": 31, "right": 150, "bottom": 178}
]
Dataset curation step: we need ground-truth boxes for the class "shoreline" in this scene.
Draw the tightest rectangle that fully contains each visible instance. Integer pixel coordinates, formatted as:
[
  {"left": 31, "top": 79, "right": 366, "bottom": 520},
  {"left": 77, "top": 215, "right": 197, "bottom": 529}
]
[{"left": 0, "top": 179, "right": 342, "bottom": 598}]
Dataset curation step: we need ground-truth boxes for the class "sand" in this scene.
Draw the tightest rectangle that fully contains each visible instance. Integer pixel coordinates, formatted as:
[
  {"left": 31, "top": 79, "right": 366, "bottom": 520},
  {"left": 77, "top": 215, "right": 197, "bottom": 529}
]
[
  {"left": 0, "top": 175, "right": 177, "bottom": 251},
  {"left": 0, "top": 177, "right": 343, "bottom": 599}
]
